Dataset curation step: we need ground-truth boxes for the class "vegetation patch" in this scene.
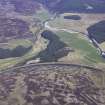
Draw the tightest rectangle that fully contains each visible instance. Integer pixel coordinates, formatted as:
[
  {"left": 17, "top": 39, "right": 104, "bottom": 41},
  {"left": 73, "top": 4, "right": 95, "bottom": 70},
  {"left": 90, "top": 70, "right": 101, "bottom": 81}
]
[
  {"left": 87, "top": 20, "right": 105, "bottom": 44},
  {"left": 55, "top": 31, "right": 105, "bottom": 66},
  {"left": 0, "top": 18, "right": 34, "bottom": 43},
  {"left": 0, "top": 64, "right": 104, "bottom": 105},
  {"left": 36, "top": 0, "right": 105, "bottom": 13},
  {"left": 0, "top": 0, "right": 41, "bottom": 15},
  {"left": 36, "top": 30, "right": 68, "bottom": 62},
  {"left": 64, "top": 15, "right": 81, "bottom": 20}
]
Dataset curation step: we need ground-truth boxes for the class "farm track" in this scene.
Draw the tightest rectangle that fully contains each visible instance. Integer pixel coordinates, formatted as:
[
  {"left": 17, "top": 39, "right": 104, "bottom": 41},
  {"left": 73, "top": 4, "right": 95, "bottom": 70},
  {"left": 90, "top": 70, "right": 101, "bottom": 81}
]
[{"left": 0, "top": 62, "right": 104, "bottom": 74}]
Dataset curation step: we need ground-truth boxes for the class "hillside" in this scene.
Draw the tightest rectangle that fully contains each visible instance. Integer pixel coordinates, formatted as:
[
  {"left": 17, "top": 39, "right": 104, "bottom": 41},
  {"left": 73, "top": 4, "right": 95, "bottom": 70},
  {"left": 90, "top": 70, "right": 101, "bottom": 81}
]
[
  {"left": 0, "top": 63, "right": 104, "bottom": 105},
  {"left": 0, "top": 0, "right": 105, "bottom": 105}
]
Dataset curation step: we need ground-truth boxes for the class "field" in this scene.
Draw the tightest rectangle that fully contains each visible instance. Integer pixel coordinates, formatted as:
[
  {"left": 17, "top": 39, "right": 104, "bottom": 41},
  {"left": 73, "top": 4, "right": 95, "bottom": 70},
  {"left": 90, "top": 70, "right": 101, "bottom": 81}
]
[
  {"left": 0, "top": 37, "right": 48, "bottom": 70},
  {"left": 0, "top": 0, "right": 105, "bottom": 104},
  {"left": 49, "top": 31, "right": 105, "bottom": 68},
  {"left": 49, "top": 13, "right": 105, "bottom": 34},
  {"left": 0, "top": 18, "right": 34, "bottom": 43},
  {"left": 36, "top": 0, "right": 105, "bottom": 13},
  {"left": 0, "top": 0, "right": 51, "bottom": 70},
  {"left": 0, "top": 64, "right": 104, "bottom": 105},
  {"left": 46, "top": 12, "right": 105, "bottom": 68},
  {"left": 0, "top": 0, "right": 41, "bottom": 15},
  {"left": 100, "top": 43, "right": 105, "bottom": 51}
]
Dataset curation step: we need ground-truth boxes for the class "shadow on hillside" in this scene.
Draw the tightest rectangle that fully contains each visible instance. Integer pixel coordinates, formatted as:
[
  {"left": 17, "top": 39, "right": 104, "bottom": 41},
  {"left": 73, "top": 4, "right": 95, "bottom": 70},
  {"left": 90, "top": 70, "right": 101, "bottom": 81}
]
[
  {"left": 0, "top": 46, "right": 32, "bottom": 59},
  {"left": 87, "top": 20, "right": 105, "bottom": 44},
  {"left": 36, "top": 30, "right": 70, "bottom": 62}
]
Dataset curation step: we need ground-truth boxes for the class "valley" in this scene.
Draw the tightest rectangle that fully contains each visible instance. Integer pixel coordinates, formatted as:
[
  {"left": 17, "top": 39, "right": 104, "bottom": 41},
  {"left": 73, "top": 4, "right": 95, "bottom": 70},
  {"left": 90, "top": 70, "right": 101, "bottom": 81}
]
[
  {"left": 0, "top": 0, "right": 105, "bottom": 70},
  {"left": 0, "top": 0, "right": 105, "bottom": 105}
]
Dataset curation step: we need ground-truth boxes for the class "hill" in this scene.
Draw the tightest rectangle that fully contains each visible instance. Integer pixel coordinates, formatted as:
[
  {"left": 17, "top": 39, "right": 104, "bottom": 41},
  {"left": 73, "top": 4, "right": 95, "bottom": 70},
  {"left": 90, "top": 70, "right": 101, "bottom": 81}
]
[{"left": 0, "top": 63, "right": 104, "bottom": 105}]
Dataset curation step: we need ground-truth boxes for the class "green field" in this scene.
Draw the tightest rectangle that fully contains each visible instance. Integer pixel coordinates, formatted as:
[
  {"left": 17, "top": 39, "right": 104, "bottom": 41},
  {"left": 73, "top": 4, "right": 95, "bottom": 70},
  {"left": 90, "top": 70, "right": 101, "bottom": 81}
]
[
  {"left": 35, "top": 8, "right": 52, "bottom": 22},
  {"left": 0, "top": 37, "right": 48, "bottom": 70},
  {"left": 55, "top": 31, "right": 105, "bottom": 66},
  {"left": 0, "top": 5, "right": 105, "bottom": 70},
  {"left": 0, "top": 6, "right": 51, "bottom": 70}
]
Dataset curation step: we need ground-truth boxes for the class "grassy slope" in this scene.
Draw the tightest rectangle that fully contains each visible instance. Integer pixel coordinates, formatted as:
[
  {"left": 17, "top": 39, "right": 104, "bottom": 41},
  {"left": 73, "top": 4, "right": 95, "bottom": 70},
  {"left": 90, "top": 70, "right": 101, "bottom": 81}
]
[
  {"left": 35, "top": 8, "right": 52, "bottom": 22},
  {"left": 0, "top": 7, "right": 50, "bottom": 70},
  {"left": 0, "top": 37, "right": 48, "bottom": 70},
  {"left": 0, "top": 4, "right": 105, "bottom": 70},
  {"left": 55, "top": 31, "right": 105, "bottom": 67}
]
